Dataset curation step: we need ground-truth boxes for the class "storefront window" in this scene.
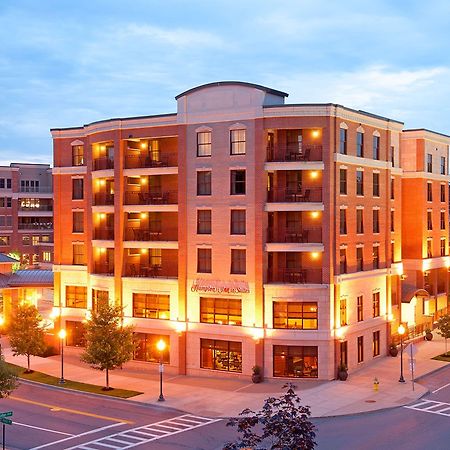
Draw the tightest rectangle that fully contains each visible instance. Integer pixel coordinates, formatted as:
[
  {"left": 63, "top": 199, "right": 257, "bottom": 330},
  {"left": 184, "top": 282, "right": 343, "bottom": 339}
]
[
  {"left": 134, "top": 333, "right": 170, "bottom": 363},
  {"left": 200, "top": 339, "right": 242, "bottom": 372},
  {"left": 66, "top": 320, "right": 86, "bottom": 347},
  {"left": 200, "top": 298, "right": 242, "bottom": 325},
  {"left": 273, "top": 345, "right": 318, "bottom": 378},
  {"left": 132, "top": 293, "right": 170, "bottom": 320}
]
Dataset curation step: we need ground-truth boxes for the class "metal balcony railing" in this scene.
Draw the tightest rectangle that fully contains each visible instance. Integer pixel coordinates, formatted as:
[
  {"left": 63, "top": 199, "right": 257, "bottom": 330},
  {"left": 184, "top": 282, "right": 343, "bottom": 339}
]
[
  {"left": 124, "top": 154, "right": 177, "bottom": 169},
  {"left": 124, "top": 191, "right": 177, "bottom": 205},
  {"left": 267, "top": 227, "right": 322, "bottom": 243},
  {"left": 93, "top": 157, "right": 114, "bottom": 171},
  {"left": 267, "top": 187, "right": 322, "bottom": 203},
  {"left": 267, "top": 144, "right": 323, "bottom": 162},
  {"left": 93, "top": 193, "right": 114, "bottom": 206},
  {"left": 268, "top": 268, "right": 322, "bottom": 284},
  {"left": 93, "top": 228, "right": 114, "bottom": 240}
]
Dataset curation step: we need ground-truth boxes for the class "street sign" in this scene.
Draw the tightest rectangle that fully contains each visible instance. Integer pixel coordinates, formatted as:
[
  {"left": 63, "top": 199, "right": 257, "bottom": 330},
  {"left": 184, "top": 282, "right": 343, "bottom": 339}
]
[
  {"left": 0, "top": 419, "right": 11, "bottom": 426},
  {"left": 0, "top": 413, "right": 12, "bottom": 419},
  {"left": 405, "top": 343, "right": 418, "bottom": 357},
  {"left": 409, "top": 358, "right": 416, "bottom": 371}
]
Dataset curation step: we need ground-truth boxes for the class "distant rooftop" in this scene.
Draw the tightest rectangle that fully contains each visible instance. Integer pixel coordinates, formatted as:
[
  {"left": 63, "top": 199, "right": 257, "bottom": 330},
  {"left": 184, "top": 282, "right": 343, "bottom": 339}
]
[
  {"left": 0, "top": 254, "right": 19, "bottom": 264},
  {"left": 6, "top": 270, "right": 54, "bottom": 287}
]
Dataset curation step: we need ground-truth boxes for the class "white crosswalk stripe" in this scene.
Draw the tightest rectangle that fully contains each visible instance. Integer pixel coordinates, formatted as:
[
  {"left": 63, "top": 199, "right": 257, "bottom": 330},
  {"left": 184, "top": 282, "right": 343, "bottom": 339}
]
[
  {"left": 66, "top": 414, "right": 221, "bottom": 449},
  {"left": 404, "top": 399, "right": 450, "bottom": 417}
]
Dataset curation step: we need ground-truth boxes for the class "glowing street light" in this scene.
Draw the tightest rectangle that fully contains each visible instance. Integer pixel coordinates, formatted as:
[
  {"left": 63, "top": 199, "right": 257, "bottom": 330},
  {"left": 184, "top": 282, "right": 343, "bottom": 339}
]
[
  {"left": 156, "top": 339, "right": 166, "bottom": 402},
  {"left": 398, "top": 324, "right": 406, "bottom": 383},
  {"left": 58, "top": 328, "right": 67, "bottom": 384}
]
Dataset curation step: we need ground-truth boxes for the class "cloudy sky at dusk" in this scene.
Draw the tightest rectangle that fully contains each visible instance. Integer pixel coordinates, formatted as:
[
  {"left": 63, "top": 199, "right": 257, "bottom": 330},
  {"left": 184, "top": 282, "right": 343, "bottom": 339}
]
[{"left": 1, "top": 0, "right": 450, "bottom": 165}]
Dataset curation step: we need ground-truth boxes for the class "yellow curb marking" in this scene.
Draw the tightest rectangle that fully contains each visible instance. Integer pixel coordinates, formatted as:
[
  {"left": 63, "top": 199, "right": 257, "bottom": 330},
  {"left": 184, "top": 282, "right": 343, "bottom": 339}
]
[{"left": 10, "top": 396, "right": 134, "bottom": 424}]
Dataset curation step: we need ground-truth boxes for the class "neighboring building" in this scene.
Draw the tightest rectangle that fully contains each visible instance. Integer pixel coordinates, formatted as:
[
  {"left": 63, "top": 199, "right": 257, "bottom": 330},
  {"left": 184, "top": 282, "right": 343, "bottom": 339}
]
[
  {"left": 0, "top": 163, "right": 53, "bottom": 268},
  {"left": 51, "top": 82, "right": 450, "bottom": 380}
]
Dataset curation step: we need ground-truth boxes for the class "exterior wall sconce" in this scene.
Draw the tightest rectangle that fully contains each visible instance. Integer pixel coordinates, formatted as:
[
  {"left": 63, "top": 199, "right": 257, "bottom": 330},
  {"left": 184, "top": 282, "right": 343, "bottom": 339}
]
[{"left": 400, "top": 274, "right": 408, "bottom": 281}]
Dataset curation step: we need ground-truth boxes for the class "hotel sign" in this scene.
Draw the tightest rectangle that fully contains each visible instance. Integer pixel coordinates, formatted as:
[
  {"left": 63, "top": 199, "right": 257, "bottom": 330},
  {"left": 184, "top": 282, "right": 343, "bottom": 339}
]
[{"left": 191, "top": 279, "right": 250, "bottom": 294}]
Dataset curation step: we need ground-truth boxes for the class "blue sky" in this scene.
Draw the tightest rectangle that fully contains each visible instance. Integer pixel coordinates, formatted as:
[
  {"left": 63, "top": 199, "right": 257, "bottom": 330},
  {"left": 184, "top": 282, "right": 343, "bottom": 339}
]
[{"left": 1, "top": 0, "right": 450, "bottom": 165}]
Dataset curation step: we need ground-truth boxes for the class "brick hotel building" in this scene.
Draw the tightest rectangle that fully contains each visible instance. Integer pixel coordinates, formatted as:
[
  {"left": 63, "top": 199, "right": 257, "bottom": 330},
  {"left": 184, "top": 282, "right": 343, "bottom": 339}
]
[{"left": 51, "top": 82, "right": 450, "bottom": 380}]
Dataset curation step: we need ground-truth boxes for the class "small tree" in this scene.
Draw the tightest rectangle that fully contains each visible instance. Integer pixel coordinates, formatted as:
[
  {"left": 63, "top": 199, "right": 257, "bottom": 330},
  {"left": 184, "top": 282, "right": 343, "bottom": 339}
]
[
  {"left": 81, "top": 305, "right": 135, "bottom": 390},
  {"left": 436, "top": 315, "right": 450, "bottom": 355},
  {"left": 224, "top": 383, "right": 317, "bottom": 450},
  {"left": 9, "top": 303, "right": 46, "bottom": 372},
  {"left": 0, "top": 353, "right": 19, "bottom": 398}
]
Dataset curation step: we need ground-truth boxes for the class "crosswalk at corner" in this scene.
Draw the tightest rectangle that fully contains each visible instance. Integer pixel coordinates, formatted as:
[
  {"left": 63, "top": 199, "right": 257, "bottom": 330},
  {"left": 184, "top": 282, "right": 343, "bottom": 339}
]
[{"left": 404, "top": 400, "right": 450, "bottom": 417}]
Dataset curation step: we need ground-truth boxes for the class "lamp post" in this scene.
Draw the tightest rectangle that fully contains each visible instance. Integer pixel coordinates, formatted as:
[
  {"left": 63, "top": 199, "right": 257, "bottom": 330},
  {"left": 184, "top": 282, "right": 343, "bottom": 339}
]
[
  {"left": 58, "top": 329, "right": 66, "bottom": 384},
  {"left": 156, "top": 339, "right": 166, "bottom": 401},
  {"left": 398, "top": 324, "right": 406, "bottom": 383}
]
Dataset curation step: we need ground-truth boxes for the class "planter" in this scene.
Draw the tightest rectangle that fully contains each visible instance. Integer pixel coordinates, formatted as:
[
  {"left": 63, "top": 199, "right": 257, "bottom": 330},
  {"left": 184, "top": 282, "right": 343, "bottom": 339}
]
[
  {"left": 389, "top": 346, "right": 398, "bottom": 357},
  {"left": 252, "top": 373, "right": 263, "bottom": 383},
  {"left": 425, "top": 332, "right": 433, "bottom": 341},
  {"left": 337, "top": 369, "right": 348, "bottom": 381}
]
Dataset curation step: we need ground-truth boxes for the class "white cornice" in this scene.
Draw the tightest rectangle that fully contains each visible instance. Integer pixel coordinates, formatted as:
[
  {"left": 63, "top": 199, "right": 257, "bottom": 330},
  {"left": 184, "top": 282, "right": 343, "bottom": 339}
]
[
  {"left": 402, "top": 130, "right": 450, "bottom": 146},
  {"left": 53, "top": 166, "right": 87, "bottom": 175},
  {"left": 334, "top": 153, "right": 392, "bottom": 170},
  {"left": 402, "top": 171, "right": 450, "bottom": 181}
]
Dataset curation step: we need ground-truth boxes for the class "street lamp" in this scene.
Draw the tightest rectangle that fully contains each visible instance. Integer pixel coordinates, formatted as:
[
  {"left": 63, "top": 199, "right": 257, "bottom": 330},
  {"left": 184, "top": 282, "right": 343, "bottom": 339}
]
[
  {"left": 156, "top": 339, "right": 166, "bottom": 402},
  {"left": 398, "top": 324, "right": 406, "bottom": 383},
  {"left": 58, "top": 328, "right": 66, "bottom": 384}
]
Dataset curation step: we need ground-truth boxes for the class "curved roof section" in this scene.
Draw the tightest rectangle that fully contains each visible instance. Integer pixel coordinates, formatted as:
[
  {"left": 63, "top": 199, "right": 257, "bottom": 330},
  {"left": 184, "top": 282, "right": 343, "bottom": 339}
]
[
  {"left": 0, "top": 253, "right": 19, "bottom": 264},
  {"left": 175, "top": 81, "right": 289, "bottom": 100},
  {"left": 7, "top": 270, "right": 54, "bottom": 287},
  {"left": 402, "top": 287, "right": 429, "bottom": 304}
]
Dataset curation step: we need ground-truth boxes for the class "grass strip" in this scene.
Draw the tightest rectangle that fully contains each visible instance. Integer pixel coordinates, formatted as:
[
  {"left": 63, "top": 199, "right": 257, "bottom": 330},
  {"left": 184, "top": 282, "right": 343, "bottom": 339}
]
[
  {"left": 6, "top": 362, "right": 143, "bottom": 398},
  {"left": 432, "top": 353, "right": 450, "bottom": 362}
]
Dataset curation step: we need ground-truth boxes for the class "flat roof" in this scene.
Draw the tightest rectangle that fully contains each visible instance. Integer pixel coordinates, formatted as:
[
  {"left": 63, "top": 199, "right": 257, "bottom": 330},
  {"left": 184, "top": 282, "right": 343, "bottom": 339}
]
[{"left": 403, "top": 128, "right": 450, "bottom": 139}]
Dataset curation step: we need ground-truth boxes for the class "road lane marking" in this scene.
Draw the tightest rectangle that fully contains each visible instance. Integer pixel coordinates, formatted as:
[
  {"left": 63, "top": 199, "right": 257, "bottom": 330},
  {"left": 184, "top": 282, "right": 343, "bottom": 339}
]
[
  {"left": 432, "top": 381, "right": 450, "bottom": 393},
  {"left": 30, "top": 422, "right": 126, "bottom": 450},
  {"left": 14, "top": 422, "right": 74, "bottom": 436},
  {"left": 405, "top": 400, "right": 450, "bottom": 417},
  {"left": 66, "top": 414, "right": 222, "bottom": 449},
  {"left": 10, "top": 396, "right": 133, "bottom": 424}
]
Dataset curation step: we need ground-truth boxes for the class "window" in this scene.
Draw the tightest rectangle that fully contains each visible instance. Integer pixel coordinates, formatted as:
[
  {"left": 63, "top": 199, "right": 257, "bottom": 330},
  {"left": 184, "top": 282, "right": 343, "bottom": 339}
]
[
  {"left": 201, "top": 339, "right": 242, "bottom": 372},
  {"left": 390, "top": 145, "right": 395, "bottom": 166},
  {"left": 441, "top": 238, "right": 446, "bottom": 256},
  {"left": 340, "top": 209, "right": 347, "bottom": 234},
  {"left": 339, "top": 249, "right": 347, "bottom": 274},
  {"left": 427, "top": 183, "right": 432, "bottom": 202},
  {"left": 230, "top": 170, "right": 246, "bottom": 195},
  {"left": 42, "top": 251, "right": 51, "bottom": 262},
  {"left": 197, "top": 171, "right": 211, "bottom": 195},
  {"left": 339, "top": 128, "right": 347, "bottom": 154},
  {"left": 230, "top": 210, "right": 246, "bottom": 235},
  {"left": 22, "top": 235, "right": 30, "bottom": 245},
  {"left": 372, "top": 246, "right": 379, "bottom": 269},
  {"left": 66, "top": 321, "right": 86, "bottom": 347},
  {"left": 133, "top": 293, "right": 170, "bottom": 320},
  {"left": 197, "top": 210, "right": 211, "bottom": 234},
  {"left": 356, "top": 170, "right": 364, "bottom": 195},
  {"left": 427, "top": 154, "right": 433, "bottom": 173},
  {"left": 356, "top": 209, "right": 364, "bottom": 234},
  {"left": 0, "top": 198, "right": 11, "bottom": 208},
  {"left": 273, "top": 346, "right": 318, "bottom": 378},
  {"left": 373, "top": 173, "right": 380, "bottom": 197},
  {"left": 340, "top": 298, "right": 347, "bottom": 326},
  {"left": 134, "top": 333, "right": 170, "bottom": 364},
  {"left": 72, "top": 178, "right": 84, "bottom": 200},
  {"left": 340, "top": 341, "right": 348, "bottom": 367},
  {"left": 273, "top": 302, "right": 318, "bottom": 329},
  {"left": 356, "top": 247, "right": 364, "bottom": 271},
  {"left": 372, "top": 292, "right": 380, "bottom": 317},
  {"left": 373, "top": 331, "right": 380, "bottom": 357},
  {"left": 356, "top": 132, "right": 364, "bottom": 157},
  {"left": 200, "top": 298, "right": 242, "bottom": 325},
  {"left": 66, "top": 286, "right": 87, "bottom": 308},
  {"left": 0, "top": 236, "right": 10, "bottom": 246},
  {"left": 230, "top": 129, "right": 246, "bottom": 155},
  {"left": 0, "top": 179, "right": 12, "bottom": 189},
  {"left": 72, "top": 145, "right": 84, "bottom": 166},
  {"left": 197, "top": 131, "right": 211, "bottom": 157},
  {"left": 391, "top": 210, "right": 395, "bottom": 232},
  {"left": 340, "top": 169, "right": 347, "bottom": 195},
  {"left": 427, "top": 239, "right": 433, "bottom": 258},
  {"left": 32, "top": 235, "right": 40, "bottom": 245},
  {"left": 391, "top": 178, "right": 395, "bottom": 200},
  {"left": 441, "top": 211, "right": 446, "bottom": 230},
  {"left": 441, "top": 185, "right": 446, "bottom": 202},
  {"left": 197, "top": 248, "right": 212, "bottom": 273},
  {"left": 441, "top": 156, "right": 447, "bottom": 175},
  {"left": 92, "top": 289, "right": 109, "bottom": 311},
  {"left": 73, "top": 243, "right": 86, "bottom": 265},
  {"left": 372, "top": 135, "right": 380, "bottom": 160},
  {"left": 73, "top": 211, "right": 84, "bottom": 233},
  {"left": 0, "top": 216, "right": 12, "bottom": 227},
  {"left": 357, "top": 295, "right": 363, "bottom": 322},
  {"left": 373, "top": 209, "right": 379, "bottom": 233},
  {"left": 427, "top": 211, "right": 433, "bottom": 230},
  {"left": 231, "top": 249, "right": 246, "bottom": 274},
  {"left": 357, "top": 336, "right": 364, "bottom": 363}
]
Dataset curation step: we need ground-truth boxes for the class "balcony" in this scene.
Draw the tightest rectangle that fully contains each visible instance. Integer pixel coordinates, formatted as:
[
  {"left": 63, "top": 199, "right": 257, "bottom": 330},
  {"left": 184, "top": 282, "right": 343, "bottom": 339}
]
[
  {"left": 267, "top": 144, "right": 323, "bottom": 162},
  {"left": 267, "top": 227, "right": 322, "bottom": 243},
  {"left": 19, "top": 204, "right": 53, "bottom": 212},
  {"left": 93, "top": 228, "right": 114, "bottom": 240},
  {"left": 124, "top": 248, "right": 178, "bottom": 278},
  {"left": 124, "top": 264, "right": 177, "bottom": 278},
  {"left": 268, "top": 268, "right": 323, "bottom": 284},
  {"left": 92, "top": 262, "right": 114, "bottom": 276},
  {"left": 125, "top": 154, "right": 177, "bottom": 169},
  {"left": 93, "top": 193, "right": 114, "bottom": 206},
  {"left": 93, "top": 157, "right": 114, "bottom": 171},
  {"left": 19, "top": 186, "right": 52, "bottom": 193},
  {"left": 124, "top": 227, "right": 177, "bottom": 241},
  {"left": 18, "top": 221, "right": 53, "bottom": 230},
  {"left": 267, "top": 188, "right": 322, "bottom": 203},
  {"left": 124, "top": 191, "right": 177, "bottom": 205}
]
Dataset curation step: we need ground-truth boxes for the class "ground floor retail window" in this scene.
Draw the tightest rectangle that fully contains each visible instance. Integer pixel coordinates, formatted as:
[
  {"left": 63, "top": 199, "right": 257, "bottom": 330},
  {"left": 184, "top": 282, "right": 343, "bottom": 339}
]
[
  {"left": 200, "top": 339, "right": 242, "bottom": 372},
  {"left": 66, "top": 320, "right": 86, "bottom": 347},
  {"left": 134, "top": 333, "right": 170, "bottom": 364},
  {"left": 200, "top": 297, "right": 242, "bottom": 325},
  {"left": 273, "top": 345, "right": 318, "bottom": 378}
]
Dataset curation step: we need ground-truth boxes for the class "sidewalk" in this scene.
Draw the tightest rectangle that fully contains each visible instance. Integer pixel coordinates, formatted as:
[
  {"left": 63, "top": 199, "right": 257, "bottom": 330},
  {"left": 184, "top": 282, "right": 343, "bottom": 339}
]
[{"left": 2, "top": 335, "right": 449, "bottom": 418}]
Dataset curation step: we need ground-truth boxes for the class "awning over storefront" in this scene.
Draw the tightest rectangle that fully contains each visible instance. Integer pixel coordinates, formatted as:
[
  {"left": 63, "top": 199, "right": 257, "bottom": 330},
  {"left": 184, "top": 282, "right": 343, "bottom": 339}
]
[{"left": 401, "top": 286, "right": 430, "bottom": 304}]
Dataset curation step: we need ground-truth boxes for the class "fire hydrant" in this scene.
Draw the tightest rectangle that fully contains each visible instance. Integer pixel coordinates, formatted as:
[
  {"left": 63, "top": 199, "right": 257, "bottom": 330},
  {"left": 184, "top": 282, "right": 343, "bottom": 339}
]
[{"left": 373, "top": 377, "right": 379, "bottom": 392}]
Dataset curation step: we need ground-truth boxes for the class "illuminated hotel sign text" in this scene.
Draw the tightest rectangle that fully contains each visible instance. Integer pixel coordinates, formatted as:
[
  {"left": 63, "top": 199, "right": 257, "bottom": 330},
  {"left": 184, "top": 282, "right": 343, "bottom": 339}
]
[{"left": 191, "top": 279, "right": 250, "bottom": 294}]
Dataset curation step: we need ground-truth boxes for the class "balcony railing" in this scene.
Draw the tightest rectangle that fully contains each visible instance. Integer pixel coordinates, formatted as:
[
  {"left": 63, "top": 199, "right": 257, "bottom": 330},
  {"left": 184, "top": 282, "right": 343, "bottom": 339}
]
[
  {"left": 19, "top": 187, "right": 52, "bottom": 193},
  {"left": 267, "top": 144, "right": 323, "bottom": 162},
  {"left": 93, "top": 228, "right": 114, "bottom": 240},
  {"left": 18, "top": 222, "right": 53, "bottom": 230},
  {"left": 93, "top": 157, "right": 114, "bottom": 171},
  {"left": 267, "top": 227, "right": 322, "bottom": 243},
  {"left": 124, "top": 264, "right": 177, "bottom": 278},
  {"left": 93, "top": 193, "right": 114, "bottom": 206},
  {"left": 19, "top": 205, "right": 53, "bottom": 211},
  {"left": 124, "top": 154, "right": 177, "bottom": 169},
  {"left": 124, "top": 191, "right": 177, "bottom": 205},
  {"left": 268, "top": 268, "right": 322, "bottom": 284},
  {"left": 92, "top": 263, "right": 114, "bottom": 276},
  {"left": 267, "top": 188, "right": 322, "bottom": 203},
  {"left": 124, "top": 228, "right": 177, "bottom": 241}
]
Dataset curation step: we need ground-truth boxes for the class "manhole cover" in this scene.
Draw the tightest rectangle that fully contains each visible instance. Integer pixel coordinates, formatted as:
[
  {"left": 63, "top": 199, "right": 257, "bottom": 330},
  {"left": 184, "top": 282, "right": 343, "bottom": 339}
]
[{"left": 365, "top": 400, "right": 376, "bottom": 403}]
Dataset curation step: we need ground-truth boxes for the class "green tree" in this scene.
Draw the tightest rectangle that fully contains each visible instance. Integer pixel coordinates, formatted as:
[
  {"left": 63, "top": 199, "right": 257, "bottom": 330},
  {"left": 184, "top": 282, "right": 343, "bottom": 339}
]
[
  {"left": 9, "top": 303, "right": 46, "bottom": 372},
  {"left": 436, "top": 315, "right": 450, "bottom": 355},
  {"left": 224, "top": 383, "right": 317, "bottom": 450},
  {"left": 0, "top": 353, "right": 19, "bottom": 398},
  {"left": 81, "top": 304, "right": 135, "bottom": 390}
]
